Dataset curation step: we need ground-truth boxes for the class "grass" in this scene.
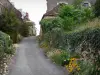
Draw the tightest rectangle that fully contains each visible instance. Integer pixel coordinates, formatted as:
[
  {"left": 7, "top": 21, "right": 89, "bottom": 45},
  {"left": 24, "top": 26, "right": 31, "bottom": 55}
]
[
  {"left": 47, "top": 49, "right": 70, "bottom": 65},
  {"left": 66, "top": 18, "right": 100, "bottom": 34}
]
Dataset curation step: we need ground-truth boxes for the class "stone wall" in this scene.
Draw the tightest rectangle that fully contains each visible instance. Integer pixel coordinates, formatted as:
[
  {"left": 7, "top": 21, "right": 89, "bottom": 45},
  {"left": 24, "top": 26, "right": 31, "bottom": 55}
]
[
  {"left": 0, "top": 0, "right": 13, "bottom": 11},
  {"left": 46, "top": 0, "right": 96, "bottom": 11}
]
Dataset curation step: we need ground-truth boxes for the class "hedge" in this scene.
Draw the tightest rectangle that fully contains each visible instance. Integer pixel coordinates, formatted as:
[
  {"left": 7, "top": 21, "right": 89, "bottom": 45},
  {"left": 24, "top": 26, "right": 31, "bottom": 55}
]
[{"left": 0, "top": 31, "right": 14, "bottom": 57}]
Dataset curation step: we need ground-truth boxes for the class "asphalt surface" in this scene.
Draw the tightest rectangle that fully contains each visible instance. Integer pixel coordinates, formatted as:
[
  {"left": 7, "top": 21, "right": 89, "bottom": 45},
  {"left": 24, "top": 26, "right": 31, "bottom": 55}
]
[{"left": 8, "top": 36, "right": 68, "bottom": 75}]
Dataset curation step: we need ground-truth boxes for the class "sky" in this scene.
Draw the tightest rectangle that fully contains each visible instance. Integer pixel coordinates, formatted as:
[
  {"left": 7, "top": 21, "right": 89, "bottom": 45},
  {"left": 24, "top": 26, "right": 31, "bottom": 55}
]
[{"left": 10, "top": 0, "right": 47, "bottom": 35}]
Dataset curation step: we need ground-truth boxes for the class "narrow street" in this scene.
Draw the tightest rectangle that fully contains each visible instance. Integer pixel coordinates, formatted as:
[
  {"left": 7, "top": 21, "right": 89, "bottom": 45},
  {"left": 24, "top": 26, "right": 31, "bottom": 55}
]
[{"left": 8, "top": 36, "right": 68, "bottom": 75}]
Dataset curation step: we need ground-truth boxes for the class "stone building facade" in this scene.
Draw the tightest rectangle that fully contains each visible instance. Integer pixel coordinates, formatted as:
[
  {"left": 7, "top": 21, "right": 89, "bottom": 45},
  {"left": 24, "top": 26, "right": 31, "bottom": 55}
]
[{"left": 46, "top": 0, "right": 96, "bottom": 11}]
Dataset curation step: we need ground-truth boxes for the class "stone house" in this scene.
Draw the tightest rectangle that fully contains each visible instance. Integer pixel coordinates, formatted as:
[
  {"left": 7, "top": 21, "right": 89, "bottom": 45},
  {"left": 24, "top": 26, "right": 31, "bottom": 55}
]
[
  {"left": 42, "top": 4, "right": 62, "bottom": 19},
  {"left": 40, "top": 0, "right": 96, "bottom": 36},
  {"left": 46, "top": 0, "right": 96, "bottom": 12},
  {"left": 40, "top": 4, "right": 62, "bottom": 36}
]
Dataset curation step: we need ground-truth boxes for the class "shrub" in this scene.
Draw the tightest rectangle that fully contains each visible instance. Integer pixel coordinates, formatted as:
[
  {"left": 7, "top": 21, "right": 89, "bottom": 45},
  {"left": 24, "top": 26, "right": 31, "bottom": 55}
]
[
  {"left": 40, "top": 18, "right": 65, "bottom": 48},
  {"left": 50, "top": 27, "right": 64, "bottom": 48},
  {"left": 58, "top": 5, "right": 94, "bottom": 31},
  {"left": 40, "top": 5, "right": 94, "bottom": 48},
  {"left": 40, "top": 3, "right": 99, "bottom": 75},
  {"left": 95, "top": 0, "right": 100, "bottom": 17},
  {"left": 20, "top": 22, "right": 35, "bottom": 37},
  {"left": 64, "top": 19, "right": 100, "bottom": 51},
  {"left": 0, "top": 31, "right": 14, "bottom": 57},
  {"left": 20, "top": 23, "right": 29, "bottom": 37},
  {"left": 64, "top": 20, "right": 100, "bottom": 75},
  {"left": 40, "top": 18, "right": 54, "bottom": 33},
  {"left": 0, "top": 8, "right": 21, "bottom": 43},
  {"left": 0, "top": 9, "right": 21, "bottom": 33},
  {"left": 40, "top": 17, "right": 63, "bottom": 33},
  {"left": 40, "top": 5, "right": 94, "bottom": 50},
  {"left": 71, "top": 60, "right": 93, "bottom": 75},
  {"left": 48, "top": 49, "right": 70, "bottom": 65}
]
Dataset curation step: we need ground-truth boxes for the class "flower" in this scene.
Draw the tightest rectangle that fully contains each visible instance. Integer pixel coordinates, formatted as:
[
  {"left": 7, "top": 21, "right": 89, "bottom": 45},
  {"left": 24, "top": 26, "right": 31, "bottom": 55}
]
[{"left": 65, "top": 58, "right": 80, "bottom": 72}]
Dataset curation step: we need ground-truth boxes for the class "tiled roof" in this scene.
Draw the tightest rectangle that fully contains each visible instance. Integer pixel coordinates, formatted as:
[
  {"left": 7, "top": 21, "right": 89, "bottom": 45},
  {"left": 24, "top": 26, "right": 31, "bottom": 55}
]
[{"left": 42, "top": 4, "right": 63, "bottom": 19}]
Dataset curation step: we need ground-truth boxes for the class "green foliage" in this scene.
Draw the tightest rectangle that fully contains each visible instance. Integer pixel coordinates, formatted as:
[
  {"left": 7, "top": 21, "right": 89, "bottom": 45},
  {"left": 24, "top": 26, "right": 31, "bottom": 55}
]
[
  {"left": 66, "top": 28, "right": 100, "bottom": 51},
  {"left": 72, "top": 60, "right": 94, "bottom": 75},
  {"left": 65, "top": 31, "right": 84, "bottom": 51},
  {"left": 0, "top": 8, "right": 35, "bottom": 42},
  {"left": 20, "top": 22, "right": 34, "bottom": 37},
  {"left": 40, "top": 17, "right": 63, "bottom": 33},
  {"left": 50, "top": 27, "right": 64, "bottom": 48},
  {"left": 65, "top": 27, "right": 100, "bottom": 75},
  {"left": 0, "top": 9, "right": 21, "bottom": 43},
  {"left": 61, "top": 17, "right": 75, "bottom": 31},
  {"left": 83, "top": 8, "right": 94, "bottom": 18},
  {"left": 73, "top": 0, "right": 83, "bottom": 7},
  {"left": 40, "top": 4, "right": 97, "bottom": 75},
  {"left": 40, "top": 5, "right": 94, "bottom": 33},
  {"left": 0, "top": 31, "right": 14, "bottom": 57},
  {"left": 58, "top": 5, "right": 94, "bottom": 31},
  {"left": 40, "top": 17, "right": 64, "bottom": 48},
  {"left": 95, "top": 0, "right": 100, "bottom": 17},
  {"left": 39, "top": 41, "right": 50, "bottom": 54},
  {"left": 0, "top": 9, "right": 21, "bottom": 33},
  {"left": 20, "top": 22, "right": 30, "bottom": 37},
  {"left": 40, "top": 5, "right": 94, "bottom": 50},
  {"left": 49, "top": 50, "right": 69, "bottom": 65},
  {"left": 59, "top": 5, "right": 75, "bottom": 18},
  {"left": 40, "top": 18, "right": 53, "bottom": 33}
]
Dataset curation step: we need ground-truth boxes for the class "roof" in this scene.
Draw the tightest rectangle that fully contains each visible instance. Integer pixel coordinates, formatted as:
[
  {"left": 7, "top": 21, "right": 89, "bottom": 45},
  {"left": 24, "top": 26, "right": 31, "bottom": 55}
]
[{"left": 42, "top": 4, "right": 64, "bottom": 19}]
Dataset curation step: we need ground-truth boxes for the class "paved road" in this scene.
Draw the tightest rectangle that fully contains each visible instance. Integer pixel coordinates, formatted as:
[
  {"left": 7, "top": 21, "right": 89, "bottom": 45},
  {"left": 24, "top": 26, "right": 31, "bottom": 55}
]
[{"left": 8, "top": 36, "right": 68, "bottom": 75}]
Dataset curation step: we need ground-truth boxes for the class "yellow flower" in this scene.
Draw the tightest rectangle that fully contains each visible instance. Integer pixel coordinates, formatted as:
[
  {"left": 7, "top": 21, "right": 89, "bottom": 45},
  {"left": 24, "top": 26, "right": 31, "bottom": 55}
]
[{"left": 65, "top": 58, "right": 80, "bottom": 73}]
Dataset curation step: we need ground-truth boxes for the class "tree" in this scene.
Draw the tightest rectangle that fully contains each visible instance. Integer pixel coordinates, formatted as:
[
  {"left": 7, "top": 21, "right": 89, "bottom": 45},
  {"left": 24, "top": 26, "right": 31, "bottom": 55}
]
[
  {"left": 20, "top": 22, "right": 35, "bottom": 37},
  {"left": 0, "top": 9, "right": 21, "bottom": 32},
  {"left": 95, "top": 0, "right": 100, "bottom": 17},
  {"left": 58, "top": 5, "right": 94, "bottom": 31},
  {"left": 0, "top": 8, "right": 21, "bottom": 43}
]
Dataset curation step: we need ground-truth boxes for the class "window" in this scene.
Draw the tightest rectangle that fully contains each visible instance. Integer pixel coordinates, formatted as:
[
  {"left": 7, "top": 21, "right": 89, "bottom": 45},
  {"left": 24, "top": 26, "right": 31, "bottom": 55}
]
[{"left": 83, "top": 3, "right": 89, "bottom": 7}]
